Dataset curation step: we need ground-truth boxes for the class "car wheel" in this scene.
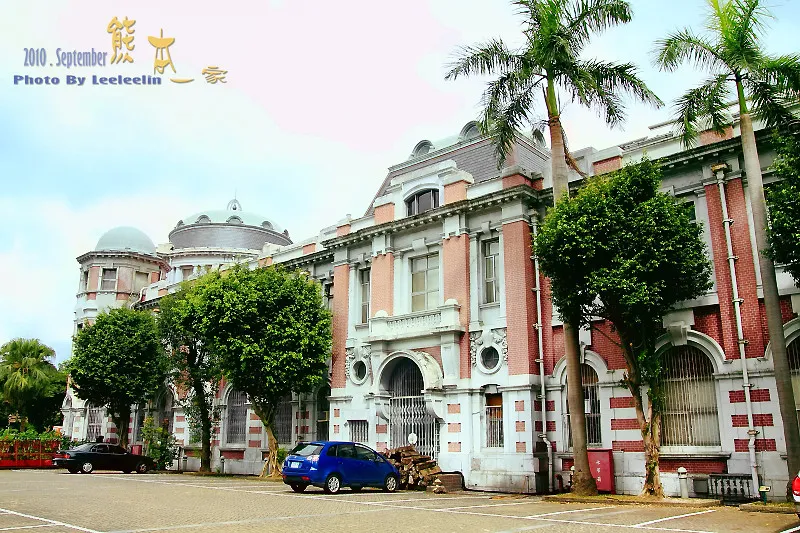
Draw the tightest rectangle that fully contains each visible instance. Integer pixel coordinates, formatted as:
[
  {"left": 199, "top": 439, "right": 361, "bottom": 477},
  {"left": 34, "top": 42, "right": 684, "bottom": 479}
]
[
  {"left": 80, "top": 462, "right": 94, "bottom": 474},
  {"left": 351, "top": 486, "right": 362, "bottom": 492},
  {"left": 290, "top": 483, "right": 307, "bottom": 493},
  {"left": 135, "top": 461, "right": 149, "bottom": 474},
  {"left": 383, "top": 474, "right": 398, "bottom": 493},
  {"left": 324, "top": 474, "right": 342, "bottom": 494}
]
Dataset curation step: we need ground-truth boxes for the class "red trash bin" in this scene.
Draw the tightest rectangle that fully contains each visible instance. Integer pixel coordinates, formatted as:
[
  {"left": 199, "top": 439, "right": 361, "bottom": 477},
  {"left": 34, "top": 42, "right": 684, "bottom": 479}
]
[
  {"left": 587, "top": 449, "right": 615, "bottom": 493},
  {"left": 130, "top": 444, "right": 143, "bottom": 456}
]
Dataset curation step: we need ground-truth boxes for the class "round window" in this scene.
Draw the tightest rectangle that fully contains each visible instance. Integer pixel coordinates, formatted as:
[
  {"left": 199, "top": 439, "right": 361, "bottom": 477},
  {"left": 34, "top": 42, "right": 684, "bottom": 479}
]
[
  {"left": 481, "top": 347, "right": 500, "bottom": 372},
  {"left": 353, "top": 361, "right": 367, "bottom": 381}
]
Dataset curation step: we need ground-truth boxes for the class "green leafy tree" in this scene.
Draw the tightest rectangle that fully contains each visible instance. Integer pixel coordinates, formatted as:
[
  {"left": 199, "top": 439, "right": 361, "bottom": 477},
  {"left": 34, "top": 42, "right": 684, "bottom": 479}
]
[
  {"left": 654, "top": 0, "right": 800, "bottom": 482},
  {"left": 767, "top": 131, "right": 800, "bottom": 283},
  {"left": 141, "top": 416, "right": 180, "bottom": 470},
  {"left": 199, "top": 265, "right": 331, "bottom": 477},
  {"left": 445, "top": 0, "right": 661, "bottom": 494},
  {"left": 69, "top": 308, "right": 168, "bottom": 448},
  {"left": 157, "top": 280, "right": 222, "bottom": 472},
  {"left": 0, "top": 339, "right": 60, "bottom": 431},
  {"left": 535, "top": 159, "right": 713, "bottom": 496}
]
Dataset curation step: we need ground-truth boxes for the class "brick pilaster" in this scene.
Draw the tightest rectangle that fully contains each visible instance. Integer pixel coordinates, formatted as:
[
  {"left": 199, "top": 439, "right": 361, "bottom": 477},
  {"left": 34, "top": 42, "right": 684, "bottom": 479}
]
[
  {"left": 370, "top": 253, "right": 394, "bottom": 316},
  {"left": 443, "top": 235, "right": 471, "bottom": 378},
  {"left": 331, "top": 264, "right": 350, "bottom": 388},
  {"left": 503, "top": 220, "right": 538, "bottom": 375}
]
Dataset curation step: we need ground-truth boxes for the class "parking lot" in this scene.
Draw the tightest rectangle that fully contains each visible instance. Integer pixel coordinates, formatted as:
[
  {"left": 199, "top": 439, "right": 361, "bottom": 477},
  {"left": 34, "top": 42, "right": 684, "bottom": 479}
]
[{"left": 1, "top": 470, "right": 799, "bottom": 533}]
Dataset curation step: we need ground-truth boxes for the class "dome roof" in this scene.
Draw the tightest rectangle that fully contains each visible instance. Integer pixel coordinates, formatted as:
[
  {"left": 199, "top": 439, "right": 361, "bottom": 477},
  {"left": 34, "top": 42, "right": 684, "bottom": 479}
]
[
  {"left": 175, "top": 199, "right": 284, "bottom": 232},
  {"left": 95, "top": 226, "right": 157, "bottom": 255}
]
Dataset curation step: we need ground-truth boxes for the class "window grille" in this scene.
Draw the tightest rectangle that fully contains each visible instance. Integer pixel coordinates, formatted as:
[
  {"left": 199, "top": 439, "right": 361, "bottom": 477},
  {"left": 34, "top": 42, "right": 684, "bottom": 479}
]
[
  {"left": 567, "top": 364, "right": 602, "bottom": 448},
  {"left": 274, "top": 395, "right": 293, "bottom": 445},
  {"left": 788, "top": 338, "right": 800, "bottom": 426},
  {"left": 100, "top": 268, "right": 117, "bottom": 291},
  {"left": 661, "top": 345, "right": 721, "bottom": 447},
  {"left": 226, "top": 390, "right": 247, "bottom": 444},
  {"left": 86, "top": 407, "right": 103, "bottom": 441},
  {"left": 62, "top": 398, "right": 73, "bottom": 438},
  {"left": 316, "top": 386, "right": 330, "bottom": 441},
  {"left": 482, "top": 240, "right": 500, "bottom": 304},
  {"left": 134, "top": 406, "right": 145, "bottom": 443},
  {"left": 406, "top": 189, "right": 440, "bottom": 216},
  {"left": 360, "top": 269, "right": 371, "bottom": 324},
  {"left": 411, "top": 254, "right": 439, "bottom": 312},
  {"left": 485, "top": 394, "right": 504, "bottom": 448},
  {"left": 350, "top": 420, "right": 369, "bottom": 443}
]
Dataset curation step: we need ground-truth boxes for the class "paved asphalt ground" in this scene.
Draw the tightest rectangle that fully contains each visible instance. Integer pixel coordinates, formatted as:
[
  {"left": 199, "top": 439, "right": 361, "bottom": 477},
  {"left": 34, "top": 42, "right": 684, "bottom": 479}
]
[{"left": 2, "top": 470, "right": 800, "bottom": 533}]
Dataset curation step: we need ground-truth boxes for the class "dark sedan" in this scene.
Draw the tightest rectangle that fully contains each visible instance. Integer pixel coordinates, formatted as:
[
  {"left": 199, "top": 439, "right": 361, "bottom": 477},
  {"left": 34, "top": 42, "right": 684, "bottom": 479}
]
[{"left": 53, "top": 443, "right": 155, "bottom": 474}]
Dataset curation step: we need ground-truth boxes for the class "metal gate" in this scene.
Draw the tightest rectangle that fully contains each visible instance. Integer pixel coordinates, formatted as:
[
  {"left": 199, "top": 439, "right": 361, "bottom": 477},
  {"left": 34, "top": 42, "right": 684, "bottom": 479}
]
[
  {"left": 567, "top": 364, "right": 602, "bottom": 447},
  {"left": 389, "top": 358, "right": 440, "bottom": 459}
]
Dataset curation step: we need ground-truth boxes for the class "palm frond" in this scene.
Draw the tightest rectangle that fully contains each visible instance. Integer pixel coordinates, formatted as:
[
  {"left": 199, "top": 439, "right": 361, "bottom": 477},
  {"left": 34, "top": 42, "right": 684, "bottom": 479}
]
[
  {"left": 672, "top": 74, "right": 733, "bottom": 147},
  {"left": 444, "top": 39, "right": 520, "bottom": 81},
  {"left": 566, "top": 0, "right": 632, "bottom": 49},
  {"left": 758, "top": 54, "right": 800, "bottom": 95},
  {"left": 653, "top": 29, "right": 728, "bottom": 73},
  {"left": 484, "top": 77, "right": 539, "bottom": 168},
  {"left": 567, "top": 60, "right": 663, "bottom": 127},
  {"left": 746, "top": 76, "right": 798, "bottom": 128}
]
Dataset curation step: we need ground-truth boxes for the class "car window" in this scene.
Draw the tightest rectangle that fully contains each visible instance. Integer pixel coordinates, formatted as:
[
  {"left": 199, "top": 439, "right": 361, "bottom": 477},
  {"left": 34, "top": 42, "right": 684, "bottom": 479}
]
[
  {"left": 92, "top": 444, "right": 109, "bottom": 453},
  {"left": 337, "top": 444, "right": 356, "bottom": 459},
  {"left": 325, "top": 445, "right": 338, "bottom": 457},
  {"left": 111, "top": 446, "right": 127, "bottom": 454},
  {"left": 72, "top": 443, "right": 94, "bottom": 452},
  {"left": 290, "top": 444, "right": 323, "bottom": 457},
  {"left": 355, "top": 445, "right": 376, "bottom": 461}
]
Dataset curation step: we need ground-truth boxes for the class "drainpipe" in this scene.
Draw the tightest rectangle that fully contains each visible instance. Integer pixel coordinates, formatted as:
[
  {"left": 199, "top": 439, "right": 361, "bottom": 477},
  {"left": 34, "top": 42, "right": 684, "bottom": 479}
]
[
  {"left": 531, "top": 218, "right": 554, "bottom": 492},
  {"left": 713, "top": 163, "right": 760, "bottom": 492}
]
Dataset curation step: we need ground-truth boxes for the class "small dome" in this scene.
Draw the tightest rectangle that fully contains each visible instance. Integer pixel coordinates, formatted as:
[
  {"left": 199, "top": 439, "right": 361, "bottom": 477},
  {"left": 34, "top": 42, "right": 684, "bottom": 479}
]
[{"left": 95, "top": 226, "right": 156, "bottom": 255}]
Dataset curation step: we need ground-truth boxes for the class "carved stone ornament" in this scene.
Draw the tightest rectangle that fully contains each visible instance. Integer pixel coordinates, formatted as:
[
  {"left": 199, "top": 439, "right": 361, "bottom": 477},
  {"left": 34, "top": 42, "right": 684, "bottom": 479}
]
[
  {"left": 491, "top": 328, "right": 508, "bottom": 362},
  {"left": 469, "top": 331, "right": 483, "bottom": 367},
  {"left": 344, "top": 347, "right": 356, "bottom": 379}
]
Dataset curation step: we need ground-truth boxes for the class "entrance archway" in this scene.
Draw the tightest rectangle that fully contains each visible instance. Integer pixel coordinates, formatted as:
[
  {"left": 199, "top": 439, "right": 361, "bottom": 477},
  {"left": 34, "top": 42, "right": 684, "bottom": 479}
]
[{"left": 388, "top": 358, "right": 440, "bottom": 459}]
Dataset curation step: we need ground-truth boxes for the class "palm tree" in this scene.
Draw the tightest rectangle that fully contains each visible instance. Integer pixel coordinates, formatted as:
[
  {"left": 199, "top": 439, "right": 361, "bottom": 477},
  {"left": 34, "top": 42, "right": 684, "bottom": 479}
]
[
  {"left": 446, "top": 0, "right": 661, "bottom": 495},
  {"left": 0, "top": 338, "right": 58, "bottom": 431},
  {"left": 654, "top": 0, "right": 800, "bottom": 486}
]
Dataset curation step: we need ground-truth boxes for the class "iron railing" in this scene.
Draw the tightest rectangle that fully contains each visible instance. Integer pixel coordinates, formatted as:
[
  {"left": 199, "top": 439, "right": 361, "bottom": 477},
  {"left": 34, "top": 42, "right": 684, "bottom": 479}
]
[{"left": 486, "top": 406, "right": 504, "bottom": 448}]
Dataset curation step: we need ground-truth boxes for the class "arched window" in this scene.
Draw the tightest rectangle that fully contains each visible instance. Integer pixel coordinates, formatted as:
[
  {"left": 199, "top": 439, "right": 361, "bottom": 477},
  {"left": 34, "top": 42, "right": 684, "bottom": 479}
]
[
  {"left": 411, "top": 140, "right": 433, "bottom": 158},
  {"left": 86, "top": 405, "right": 103, "bottom": 442},
  {"left": 226, "top": 390, "right": 247, "bottom": 444},
  {"left": 661, "top": 345, "right": 720, "bottom": 447},
  {"left": 273, "top": 394, "right": 293, "bottom": 445},
  {"left": 567, "top": 364, "right": 602, "bottom": 447},
  {"left": 460, "top": 121, "right": 480, "bottom": 140},
  {"left": 195, "top": 215, "right": 211, "bottom": 224},
  {"left": 62, "top": 397, "right": 73, "bottom": 438},
  {"left": 788, "top": 336, "right": 800, "bottom": 425},
  {"left": 406, "top": 189, "right": 440, "bottom": 216}
]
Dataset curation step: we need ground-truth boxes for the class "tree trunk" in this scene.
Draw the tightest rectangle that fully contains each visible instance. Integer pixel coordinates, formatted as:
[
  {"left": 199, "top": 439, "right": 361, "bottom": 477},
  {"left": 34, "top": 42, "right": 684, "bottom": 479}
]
[
  {"left": 739, "top": 109, "right": 800, "bottom": 489},
  {"left": 112, "top": 407, "right": 131, "bottom": 449},
  {"left": 253, "top": 403, "right": 281, "bottom": 478},
  {"left": 191, "top": 374, "right": 212, "bottom": 472},
  {"left": 547, "top": 79, "right": 597, "bottom": 495},
  {"left": 630, "top": 383, "right": 663, "bottom": 497}
]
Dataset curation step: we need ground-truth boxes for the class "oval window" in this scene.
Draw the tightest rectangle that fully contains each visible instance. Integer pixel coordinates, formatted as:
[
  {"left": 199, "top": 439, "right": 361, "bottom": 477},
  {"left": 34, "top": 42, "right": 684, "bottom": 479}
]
[
  {"left": 481, "top": 347, "right": 500, "bottom": 371},
  {"left": 353, "top": 361, "right": 367, "bottom": 381}
]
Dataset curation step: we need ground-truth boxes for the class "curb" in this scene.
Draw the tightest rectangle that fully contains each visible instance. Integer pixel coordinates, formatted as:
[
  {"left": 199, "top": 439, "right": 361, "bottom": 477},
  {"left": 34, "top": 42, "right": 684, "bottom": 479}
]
[
  {"left": 542, "top": 495, "right": 722, "bottom": 508},
  {"left": 739, "top": 503, "right": 796, "bottom": 515}
]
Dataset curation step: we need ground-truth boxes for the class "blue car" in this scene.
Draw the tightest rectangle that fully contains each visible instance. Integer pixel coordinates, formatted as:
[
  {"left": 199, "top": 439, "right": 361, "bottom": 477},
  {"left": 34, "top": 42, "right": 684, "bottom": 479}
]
[{"left": 282, "top": 441, "right": 400, "bottom": 494}]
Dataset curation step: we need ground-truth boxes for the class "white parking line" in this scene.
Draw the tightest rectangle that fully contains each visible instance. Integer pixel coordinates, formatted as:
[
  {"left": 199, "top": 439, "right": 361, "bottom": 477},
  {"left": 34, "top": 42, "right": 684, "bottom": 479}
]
[
  {"left": 633, "top": 510, "right": 716, "bottom": 527},
  {"left": 779, "top": 526, "right": 800, "bottom": 533},
  {"left": 0, "top": 508, "right": 100, "bottom": 533},
  {"left": 526, "top": 506, "right": 614, "bottom": 517},
  {"left": 0, "top": 526, "right": 57, "bottom": 531}
]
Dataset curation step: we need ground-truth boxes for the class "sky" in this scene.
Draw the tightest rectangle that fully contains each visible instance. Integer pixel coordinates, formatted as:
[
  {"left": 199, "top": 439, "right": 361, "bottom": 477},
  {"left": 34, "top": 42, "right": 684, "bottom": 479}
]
[{"left": 1, "top": 0, "right": 799, "bottom": 363}]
